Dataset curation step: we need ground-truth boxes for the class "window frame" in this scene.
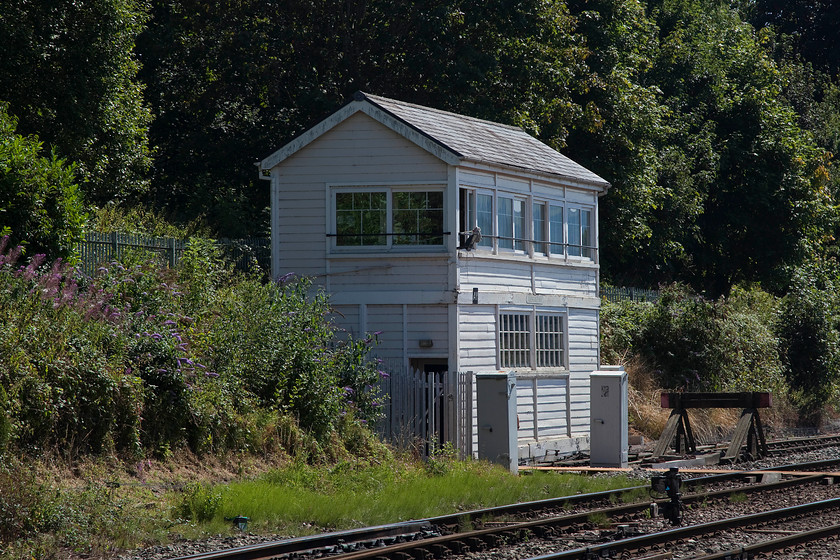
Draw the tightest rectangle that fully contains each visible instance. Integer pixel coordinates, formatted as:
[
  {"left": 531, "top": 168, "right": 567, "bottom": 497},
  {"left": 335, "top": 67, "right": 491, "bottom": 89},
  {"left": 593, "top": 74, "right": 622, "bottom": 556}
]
[
  {"left": 459, "top": 187, "right": 495, "bottom": 251},
  {"left": 498, "top": 308, "right": 567, "bottom": 371},
  {"left": 330, "top": 185, "right": 447, "bottom": 252},
  {"left": 566, "top": 205, "right": 593, "bottom": 260},
  {"left": 458, "top": 185, "right": 595, "bottom": 262}
]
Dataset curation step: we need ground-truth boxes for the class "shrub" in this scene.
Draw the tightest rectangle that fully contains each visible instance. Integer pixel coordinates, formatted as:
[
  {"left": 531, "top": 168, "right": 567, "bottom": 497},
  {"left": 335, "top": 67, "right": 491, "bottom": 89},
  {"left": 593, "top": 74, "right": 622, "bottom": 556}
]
[
  {"left": 601, "top": 283, "right": 786, "bottom": 394},
  {"left": 177, "top": 483, "right": 222, "bottom": 522},
  {"left": 776, "top": 260, "right": 840, "bottom": 424},
  {"left": 0, "top": 236, "right": 385, "bottom": 459},
  {"left": 0, "top": 104, "right": 85, "bottom": 261}
]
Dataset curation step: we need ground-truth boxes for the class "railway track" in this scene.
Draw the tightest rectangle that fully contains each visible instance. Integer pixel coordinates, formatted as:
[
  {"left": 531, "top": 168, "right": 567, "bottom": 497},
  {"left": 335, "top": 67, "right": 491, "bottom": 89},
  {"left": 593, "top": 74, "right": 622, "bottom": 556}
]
[{"left": 168, "top": 454, "right": 840, "bottom": 560}]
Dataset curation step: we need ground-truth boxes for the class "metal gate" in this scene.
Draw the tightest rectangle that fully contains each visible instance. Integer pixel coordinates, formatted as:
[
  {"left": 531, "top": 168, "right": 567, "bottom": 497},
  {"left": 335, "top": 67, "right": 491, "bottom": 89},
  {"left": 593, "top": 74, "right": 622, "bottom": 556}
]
[{"left": 376, "top": 366, "right": 473, "bottom": 457}]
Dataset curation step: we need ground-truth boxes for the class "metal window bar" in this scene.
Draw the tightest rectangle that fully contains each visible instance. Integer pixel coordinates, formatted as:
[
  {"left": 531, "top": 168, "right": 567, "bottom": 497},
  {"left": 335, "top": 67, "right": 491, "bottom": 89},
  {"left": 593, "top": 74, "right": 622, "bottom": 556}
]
[
  {"left": 500, "top": 313, "right": 530, "bottom": 368},
  {"left": 536, "top": 314, "right": 564, "bottom": 368},
  {"left": 473, "top": 234, "right": 596, "bottom": 257},
  {"left": 327, "top": 231, "right": 451, "bottom": 237}
]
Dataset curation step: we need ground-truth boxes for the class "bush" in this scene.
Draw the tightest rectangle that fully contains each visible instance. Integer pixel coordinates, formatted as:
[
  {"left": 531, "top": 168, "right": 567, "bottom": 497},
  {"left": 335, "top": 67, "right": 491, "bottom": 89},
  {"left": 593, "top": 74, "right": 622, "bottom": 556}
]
[
  {"left": 0, "top": 104, "right": 85, "bottom": 261},
  {"left": 776, "top": 260, "right": 840, "bottom": 424},
  {"left": 601, "top": 284, "right": 786, "bottom": 394},
  {"left": 0, "top": 236, "right": 385, "bottom": 459}
]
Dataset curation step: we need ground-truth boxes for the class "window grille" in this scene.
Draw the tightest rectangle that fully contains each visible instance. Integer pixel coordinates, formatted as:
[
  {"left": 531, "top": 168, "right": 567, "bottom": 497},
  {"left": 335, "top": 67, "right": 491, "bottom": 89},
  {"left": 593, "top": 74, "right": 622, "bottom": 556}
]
[
  {"left": 500, "top": 312, "right": 565, "bottom": 370},
  {"left": 500, "top": 313, "right": 530, "bottom": 368},
  {"left": 536, "top": 314, "right": 564, "bottom": 368}
]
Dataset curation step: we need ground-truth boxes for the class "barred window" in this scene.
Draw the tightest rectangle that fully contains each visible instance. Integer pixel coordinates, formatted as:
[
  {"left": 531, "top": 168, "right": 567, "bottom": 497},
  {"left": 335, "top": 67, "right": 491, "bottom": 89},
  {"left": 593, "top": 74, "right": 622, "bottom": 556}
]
[
  {"left": 500, "top": 312, "right": 565, "bottom": 370},
  {"left": 500, "top": 313, "right": 530, "bottom": 368},
  {"left": 536, "top": 314, "right": 564, "bottom": 368}
]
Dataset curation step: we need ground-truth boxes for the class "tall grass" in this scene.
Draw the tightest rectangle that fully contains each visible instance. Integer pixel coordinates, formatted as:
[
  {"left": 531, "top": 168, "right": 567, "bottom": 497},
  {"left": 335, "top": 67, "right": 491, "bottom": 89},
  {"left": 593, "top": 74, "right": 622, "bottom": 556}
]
[{"left": 205, "top": 458, "right": 640, "bottom": 533}]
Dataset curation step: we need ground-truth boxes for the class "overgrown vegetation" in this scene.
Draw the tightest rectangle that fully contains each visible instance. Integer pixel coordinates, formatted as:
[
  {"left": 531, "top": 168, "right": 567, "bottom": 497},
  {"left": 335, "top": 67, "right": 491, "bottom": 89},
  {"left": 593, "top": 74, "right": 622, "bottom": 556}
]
[
  {"left": 0, "top": 451, "right": 641, "bottom": 559},
  {"left": 602, "top": 280, "right": 840, "bottom": 429},
  {"left": 0, "top": 236, "right": 384, "bottom": 460}
]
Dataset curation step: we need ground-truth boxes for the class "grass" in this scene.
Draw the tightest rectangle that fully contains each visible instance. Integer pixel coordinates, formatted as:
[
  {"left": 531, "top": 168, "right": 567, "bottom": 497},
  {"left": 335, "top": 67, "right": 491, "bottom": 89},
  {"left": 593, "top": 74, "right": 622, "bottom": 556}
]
[
  {"left": 0, "top": 448, "right": 644, "bottom": 559},
  {"left": 208, "top": 456, "right": 641, "bottom": 535}
]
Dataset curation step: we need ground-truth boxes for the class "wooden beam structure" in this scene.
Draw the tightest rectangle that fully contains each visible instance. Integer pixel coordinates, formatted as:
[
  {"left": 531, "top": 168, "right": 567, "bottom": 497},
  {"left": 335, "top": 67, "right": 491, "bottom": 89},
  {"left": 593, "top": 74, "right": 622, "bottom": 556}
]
[{"left": 651, "top": 392, "right": 771, "bottom": 462}]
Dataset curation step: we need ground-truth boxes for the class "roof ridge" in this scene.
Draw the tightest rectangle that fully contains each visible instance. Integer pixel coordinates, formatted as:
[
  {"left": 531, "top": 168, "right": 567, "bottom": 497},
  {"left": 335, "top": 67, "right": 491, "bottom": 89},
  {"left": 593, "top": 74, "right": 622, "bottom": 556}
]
[{"left": 356, "top": 91, "right": 525, "bottom": 133}]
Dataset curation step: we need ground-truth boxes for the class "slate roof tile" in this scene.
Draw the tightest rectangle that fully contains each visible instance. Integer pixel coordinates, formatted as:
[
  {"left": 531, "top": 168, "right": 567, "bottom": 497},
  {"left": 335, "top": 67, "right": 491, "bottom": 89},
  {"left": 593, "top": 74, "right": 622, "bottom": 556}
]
[{"left": 360, "top": 92, "right": 609, "bottom": 187}]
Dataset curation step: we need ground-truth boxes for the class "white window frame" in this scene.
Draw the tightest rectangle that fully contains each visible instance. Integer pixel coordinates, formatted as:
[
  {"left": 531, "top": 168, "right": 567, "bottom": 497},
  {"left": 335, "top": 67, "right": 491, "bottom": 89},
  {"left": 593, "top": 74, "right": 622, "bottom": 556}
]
[
  {"left": 497, "top": 193, "right": 528, "bottom": 253},
  {"left": 457, "top": 184, "right": 596, "bottom": 262},
  {"left": 566, "top": 205, "right": 594, "bottom": 260},
  {"left": 330, "top": 185, "right": 446, "bottom": 252},
  {"left": 459, "top": 187, "right": 494, "bottom": 250},
  {"left": 499, "top": 308, "right": 567, "bottom": 371}
]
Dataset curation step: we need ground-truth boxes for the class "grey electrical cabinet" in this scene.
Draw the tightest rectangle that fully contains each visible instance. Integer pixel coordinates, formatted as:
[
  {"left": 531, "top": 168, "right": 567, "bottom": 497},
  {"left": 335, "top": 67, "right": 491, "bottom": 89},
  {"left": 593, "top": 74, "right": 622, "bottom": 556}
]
[
  {"left": 476, "top": 372, "right": 518, "bottom": 474},
  {"left": 589, "top": 366, "right": 628, "bottom": 468}
]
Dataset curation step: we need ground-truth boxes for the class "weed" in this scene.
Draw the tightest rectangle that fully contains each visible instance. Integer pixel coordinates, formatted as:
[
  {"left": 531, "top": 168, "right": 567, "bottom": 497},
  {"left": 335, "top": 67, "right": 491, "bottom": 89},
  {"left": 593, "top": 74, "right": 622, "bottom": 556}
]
[
  {"left": 587, "top": 512, "right": 611, "bottom": 528},
  {"left": 729, "top": 492, "right": 748, "bottom": 504},
  {"left": 178, "top": 483, "right": 222, "bottom": 522}
]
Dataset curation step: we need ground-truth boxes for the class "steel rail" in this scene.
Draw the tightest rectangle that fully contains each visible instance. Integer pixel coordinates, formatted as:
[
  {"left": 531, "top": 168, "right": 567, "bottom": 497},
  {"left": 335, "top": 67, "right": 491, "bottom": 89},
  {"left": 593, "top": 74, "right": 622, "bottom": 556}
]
[
  {"left": 688, "top": 522, "right": 840, "bottom": 559},
  {"left": 168, "top": 458, "right": 840, "bottom": 560},
  {"left": 307, "top": 474, "right": 829, "bottom": 560},
  {"left": 166, "top": 521, "right": 435, "bottom": 560},
  {"left": 527, "top": 497, "right": 840, "bottom": 560}
]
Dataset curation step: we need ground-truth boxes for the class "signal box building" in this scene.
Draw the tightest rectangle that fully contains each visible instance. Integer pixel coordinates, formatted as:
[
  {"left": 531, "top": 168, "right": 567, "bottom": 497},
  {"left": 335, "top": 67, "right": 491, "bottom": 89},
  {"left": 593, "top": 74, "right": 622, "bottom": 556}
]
[{"left": 259, "top": 92, "right": 610, "bottom": 461}]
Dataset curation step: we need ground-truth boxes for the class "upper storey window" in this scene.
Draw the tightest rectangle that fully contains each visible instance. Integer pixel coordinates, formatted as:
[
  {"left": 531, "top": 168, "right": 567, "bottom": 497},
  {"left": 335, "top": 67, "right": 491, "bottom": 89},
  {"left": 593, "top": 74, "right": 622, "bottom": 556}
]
[
  {"left": 567, "top": 207, "right": 592, "bottom": 259},
  {"left": 459, "top": 186, "right": 595, "bottom": 261},
  {"left": 336, "top": 191, "right": 387, "bottom": 246},
  {"left": 334, "top": 188, "right": 444, "bottom": 248}
]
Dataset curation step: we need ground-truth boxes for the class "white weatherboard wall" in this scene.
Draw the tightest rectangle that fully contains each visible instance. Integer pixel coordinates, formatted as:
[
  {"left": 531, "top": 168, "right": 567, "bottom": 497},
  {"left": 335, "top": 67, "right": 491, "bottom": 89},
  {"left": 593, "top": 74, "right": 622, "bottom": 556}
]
[
  {"left": 567, "top": 307, "right": 599, "bottom": 435},
  {"left": 266, "top": 98, "right": 606, "bottom": 462},
  {"left": 271, "top": 111, "right": 449, "bottom": 284}
]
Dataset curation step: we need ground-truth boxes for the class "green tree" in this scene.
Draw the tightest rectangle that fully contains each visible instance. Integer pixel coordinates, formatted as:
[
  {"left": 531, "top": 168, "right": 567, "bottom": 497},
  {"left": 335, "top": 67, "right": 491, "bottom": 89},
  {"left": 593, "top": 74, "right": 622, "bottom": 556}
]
[
  {"left": 0, "top": 0, "right": 151, "bottom": 204},
  {"left": 745, "top": 0, "right": 840, "bottom": 75},
  {"left": 563, "top": 0, "right": 670, "bottom": 284},
  {"left": 136, "top": 0, "right": 585, "bottom": 236},
  {"left": 649, "top": 0, "right": 834, "bottom": 295},
  {"left": 0, "top": 104, "right": 85, "bottom": 259}
]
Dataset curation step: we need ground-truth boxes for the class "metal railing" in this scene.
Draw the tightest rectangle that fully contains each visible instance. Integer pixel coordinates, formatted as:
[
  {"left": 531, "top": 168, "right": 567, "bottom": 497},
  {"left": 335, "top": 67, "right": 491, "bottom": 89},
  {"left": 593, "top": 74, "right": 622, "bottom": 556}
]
[
  {"left": 600, "top": 285, "right": 660, "bottom": 303},
  {"left": 76, "top": 232, "right": 270, "bottom": 276}
]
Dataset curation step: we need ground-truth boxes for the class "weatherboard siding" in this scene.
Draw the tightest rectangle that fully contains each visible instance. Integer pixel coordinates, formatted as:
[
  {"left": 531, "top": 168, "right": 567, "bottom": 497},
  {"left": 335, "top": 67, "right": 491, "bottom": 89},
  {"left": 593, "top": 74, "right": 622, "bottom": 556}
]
[
  {"left": 272, "top": 112, "right": 449, "bottom": 281},
  {"left": 328, "top": 258, "right": 450, "bottom": 296},
  {"left": 457, "top": 306, "right": 498, "bottom": 371},
  {"left": 516, "top": 375, "right": 569, "bottom": 443},
  {"left": 567, "top": 307, "right": 599, "bottom": 435}
]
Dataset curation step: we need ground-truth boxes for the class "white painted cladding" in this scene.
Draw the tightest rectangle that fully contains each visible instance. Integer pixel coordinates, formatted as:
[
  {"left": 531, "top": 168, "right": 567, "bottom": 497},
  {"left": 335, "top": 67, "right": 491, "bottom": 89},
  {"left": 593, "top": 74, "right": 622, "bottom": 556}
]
[
  {"left": 265, "top": 97, "right": 606, "bottom": 459},
  {"left": 567, "top": 307, "right": 600, "bottom": 435},
  {"left": 272, "top": 112, "right": 448, "bottom": 281}
]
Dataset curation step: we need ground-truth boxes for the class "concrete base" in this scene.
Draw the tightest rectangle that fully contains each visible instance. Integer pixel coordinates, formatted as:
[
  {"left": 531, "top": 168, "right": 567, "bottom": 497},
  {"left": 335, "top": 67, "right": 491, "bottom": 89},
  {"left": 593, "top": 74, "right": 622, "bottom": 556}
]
[{"left": 518, "top": 436, "right": 591, "bottom": 464}]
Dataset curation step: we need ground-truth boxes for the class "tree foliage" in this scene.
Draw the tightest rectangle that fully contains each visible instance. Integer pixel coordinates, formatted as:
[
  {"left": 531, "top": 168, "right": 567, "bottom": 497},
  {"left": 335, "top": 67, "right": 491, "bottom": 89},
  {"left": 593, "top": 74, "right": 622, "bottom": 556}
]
[
  {"left": 0, "top": 104, "right": 85, "bottom": 259},
  {"left": 136, "top": 0, "right": 586, "bottom": 236},
  {"left": 0, "top": 0, "right": 152, "bottom": 204},
  {"left": 777, "top": 260, "right": 840, "bottom": 424}
]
